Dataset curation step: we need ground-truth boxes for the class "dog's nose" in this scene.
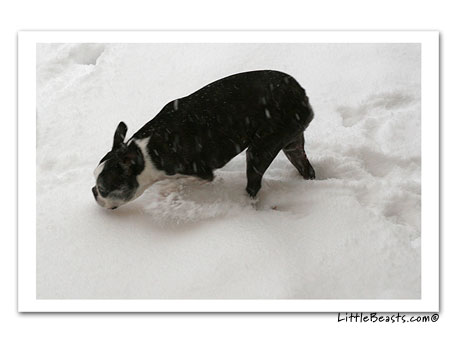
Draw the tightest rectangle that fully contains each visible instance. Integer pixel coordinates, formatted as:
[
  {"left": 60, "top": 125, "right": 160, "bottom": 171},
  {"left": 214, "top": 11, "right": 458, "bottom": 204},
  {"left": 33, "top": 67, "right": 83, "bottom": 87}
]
[{"left": 92, "top": 186, "right": 98, "bottom": 199}]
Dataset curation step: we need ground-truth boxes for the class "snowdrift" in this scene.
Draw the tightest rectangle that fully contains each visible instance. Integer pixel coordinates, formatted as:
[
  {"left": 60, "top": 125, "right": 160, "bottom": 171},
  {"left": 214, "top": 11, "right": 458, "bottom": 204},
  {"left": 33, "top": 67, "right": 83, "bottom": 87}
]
[{"left": 36, "top": 43, "right": 421, "bottom": 299}]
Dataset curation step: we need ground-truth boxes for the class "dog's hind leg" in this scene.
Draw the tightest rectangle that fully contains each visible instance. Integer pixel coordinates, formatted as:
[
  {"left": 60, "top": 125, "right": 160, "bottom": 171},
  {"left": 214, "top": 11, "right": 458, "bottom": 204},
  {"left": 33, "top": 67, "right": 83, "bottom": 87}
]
[{"left": 282, "top": 133, "right": 315, "bottom": 180}]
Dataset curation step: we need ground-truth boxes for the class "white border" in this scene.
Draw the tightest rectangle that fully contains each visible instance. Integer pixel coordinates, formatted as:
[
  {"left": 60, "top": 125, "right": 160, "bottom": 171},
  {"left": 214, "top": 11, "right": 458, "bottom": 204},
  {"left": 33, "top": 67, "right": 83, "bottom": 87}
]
[{"left": 18, "top": 31, "right": 439, "bottom": 312}]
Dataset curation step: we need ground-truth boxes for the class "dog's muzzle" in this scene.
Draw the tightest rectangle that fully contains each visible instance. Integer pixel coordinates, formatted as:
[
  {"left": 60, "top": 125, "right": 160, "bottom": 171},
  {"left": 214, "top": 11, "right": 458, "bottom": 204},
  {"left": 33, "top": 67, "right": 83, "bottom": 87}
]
[{"left": 92, "top": 186, "right": 118, "bottom": 210}]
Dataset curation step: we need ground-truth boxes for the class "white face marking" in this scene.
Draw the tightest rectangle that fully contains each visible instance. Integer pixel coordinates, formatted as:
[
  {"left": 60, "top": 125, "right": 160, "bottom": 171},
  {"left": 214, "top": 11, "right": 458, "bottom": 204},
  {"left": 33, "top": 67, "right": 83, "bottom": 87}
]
[
  {"left": 93, "top": 161, "right": 106, "bottom": 179},
  {"left": 96, "top": 196, "right": 126, "bottom": 210}
]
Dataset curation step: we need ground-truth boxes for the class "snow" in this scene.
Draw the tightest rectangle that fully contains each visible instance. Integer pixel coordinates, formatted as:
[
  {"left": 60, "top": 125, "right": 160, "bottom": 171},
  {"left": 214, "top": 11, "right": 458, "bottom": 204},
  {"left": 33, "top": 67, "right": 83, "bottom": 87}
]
[{"left": 36, "top": 43, "right": 421, "bottom": 299}]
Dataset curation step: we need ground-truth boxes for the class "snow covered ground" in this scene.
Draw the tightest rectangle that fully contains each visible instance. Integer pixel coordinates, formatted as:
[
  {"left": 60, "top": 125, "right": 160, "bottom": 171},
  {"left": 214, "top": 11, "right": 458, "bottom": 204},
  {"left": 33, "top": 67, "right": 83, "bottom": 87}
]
[{"left": 36, "top": 43, "right": 421, "bottom": 299}]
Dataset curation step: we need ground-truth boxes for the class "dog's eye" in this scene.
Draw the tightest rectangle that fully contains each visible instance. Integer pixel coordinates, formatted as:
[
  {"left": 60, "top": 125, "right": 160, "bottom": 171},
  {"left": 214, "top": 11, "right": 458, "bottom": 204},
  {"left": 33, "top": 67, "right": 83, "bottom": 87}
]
[{"left": 98, "top": 186, "right": 108, "bottom": 197}]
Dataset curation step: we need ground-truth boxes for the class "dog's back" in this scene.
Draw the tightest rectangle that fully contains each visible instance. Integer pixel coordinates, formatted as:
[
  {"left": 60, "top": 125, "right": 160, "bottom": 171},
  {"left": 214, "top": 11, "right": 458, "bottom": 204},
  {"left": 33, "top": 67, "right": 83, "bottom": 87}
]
[{"left": 133, "top": 70, "right": 315, "bottom": 196}]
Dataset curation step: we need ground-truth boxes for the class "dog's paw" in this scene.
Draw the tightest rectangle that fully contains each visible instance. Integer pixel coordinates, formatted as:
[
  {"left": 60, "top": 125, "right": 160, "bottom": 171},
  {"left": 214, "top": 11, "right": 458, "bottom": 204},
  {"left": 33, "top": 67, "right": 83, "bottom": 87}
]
[
  {"left": 248, "top": 195, "right": 259, "bottom": 209},
  {"left": 304, "top": 163, "right": 316, "bottom": 180}
]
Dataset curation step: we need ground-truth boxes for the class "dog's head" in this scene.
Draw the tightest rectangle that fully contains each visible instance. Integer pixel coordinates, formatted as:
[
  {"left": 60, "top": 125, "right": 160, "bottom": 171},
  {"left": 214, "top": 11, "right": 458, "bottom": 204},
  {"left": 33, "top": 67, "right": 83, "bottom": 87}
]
[{"left": 92, "top": 122, "right": 145, "bottom": 209}]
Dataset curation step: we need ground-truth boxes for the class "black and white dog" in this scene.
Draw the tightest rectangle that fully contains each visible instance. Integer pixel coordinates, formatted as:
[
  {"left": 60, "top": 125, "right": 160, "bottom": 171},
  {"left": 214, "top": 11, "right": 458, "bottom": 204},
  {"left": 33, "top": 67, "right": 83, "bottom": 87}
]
[{"left": 92, "top": 70, "right": 315, "bottom": 209}]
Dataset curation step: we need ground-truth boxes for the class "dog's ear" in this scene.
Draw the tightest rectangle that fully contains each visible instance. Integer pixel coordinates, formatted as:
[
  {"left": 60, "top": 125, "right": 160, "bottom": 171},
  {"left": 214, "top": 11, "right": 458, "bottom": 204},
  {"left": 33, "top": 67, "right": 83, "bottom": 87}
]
[{"left": 112, "top": 122, "right": 128, "bottom": 150}]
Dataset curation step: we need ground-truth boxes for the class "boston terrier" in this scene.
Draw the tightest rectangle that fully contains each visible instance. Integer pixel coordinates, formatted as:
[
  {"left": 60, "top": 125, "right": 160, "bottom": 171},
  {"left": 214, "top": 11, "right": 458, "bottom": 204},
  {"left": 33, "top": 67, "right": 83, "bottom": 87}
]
[{"left": 92, "top": 70, "right": 315, "bottom": 210}]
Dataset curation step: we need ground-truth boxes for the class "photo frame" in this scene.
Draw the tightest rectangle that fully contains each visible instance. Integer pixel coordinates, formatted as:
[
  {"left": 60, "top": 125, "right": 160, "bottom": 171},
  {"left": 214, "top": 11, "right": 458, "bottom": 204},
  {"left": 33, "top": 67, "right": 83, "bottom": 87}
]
[{"left": 18, "top": 31, "right": 439, "bottom": 312}]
